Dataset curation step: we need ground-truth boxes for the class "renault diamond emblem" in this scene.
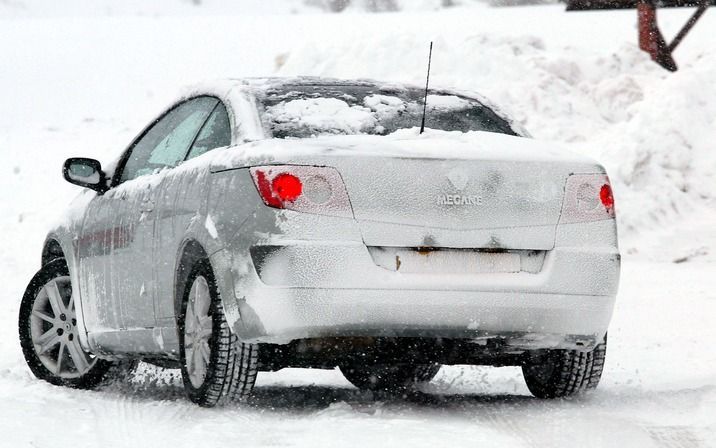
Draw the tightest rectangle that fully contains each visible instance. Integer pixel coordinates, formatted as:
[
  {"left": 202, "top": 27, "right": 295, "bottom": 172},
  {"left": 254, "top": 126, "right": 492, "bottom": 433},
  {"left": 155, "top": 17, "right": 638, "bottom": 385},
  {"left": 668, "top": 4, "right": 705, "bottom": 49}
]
[{"left": 447, "top": 168, "right": 469, "bottom": 191}]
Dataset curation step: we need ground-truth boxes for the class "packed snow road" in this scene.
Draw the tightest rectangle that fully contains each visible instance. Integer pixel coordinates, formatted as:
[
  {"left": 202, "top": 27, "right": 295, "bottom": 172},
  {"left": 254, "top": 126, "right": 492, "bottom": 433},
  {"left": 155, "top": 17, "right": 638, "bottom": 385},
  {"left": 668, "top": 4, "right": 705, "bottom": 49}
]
[{"left": 0, "top": 259, "right": 713, "bottom": 448}]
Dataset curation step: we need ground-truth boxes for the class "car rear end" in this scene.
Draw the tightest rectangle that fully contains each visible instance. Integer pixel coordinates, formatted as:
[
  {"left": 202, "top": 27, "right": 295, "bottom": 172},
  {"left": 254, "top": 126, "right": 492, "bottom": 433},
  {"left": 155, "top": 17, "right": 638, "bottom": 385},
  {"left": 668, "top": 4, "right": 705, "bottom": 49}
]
[{"left": 207, "top": 131, "right": 620, "bottom": 353}]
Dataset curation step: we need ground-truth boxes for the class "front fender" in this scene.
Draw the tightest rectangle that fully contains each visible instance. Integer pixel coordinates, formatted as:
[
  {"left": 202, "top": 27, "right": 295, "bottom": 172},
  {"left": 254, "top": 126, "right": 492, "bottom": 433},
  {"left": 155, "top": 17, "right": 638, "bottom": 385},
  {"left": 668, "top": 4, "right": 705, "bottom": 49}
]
[{"left": 40, "top": 227, "right": 95, "bottom": 353}]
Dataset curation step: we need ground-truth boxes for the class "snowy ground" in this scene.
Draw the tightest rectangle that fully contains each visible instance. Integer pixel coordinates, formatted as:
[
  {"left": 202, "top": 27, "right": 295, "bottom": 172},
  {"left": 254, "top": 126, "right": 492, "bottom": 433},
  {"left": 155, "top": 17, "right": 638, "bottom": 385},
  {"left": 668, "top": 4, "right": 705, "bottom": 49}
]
[
  {"left": 1, "top": 2, "right": 715, "bottom": 447},
  {"left": 1, "top": 260, "right": 715, "bottom": 447}
]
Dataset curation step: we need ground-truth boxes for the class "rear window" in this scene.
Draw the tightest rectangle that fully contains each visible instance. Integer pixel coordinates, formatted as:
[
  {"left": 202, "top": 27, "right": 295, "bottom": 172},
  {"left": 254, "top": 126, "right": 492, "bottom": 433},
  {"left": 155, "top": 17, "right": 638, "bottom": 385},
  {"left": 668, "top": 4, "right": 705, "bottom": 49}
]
[{"left": 258, "top": 84, "right": 518, "bottom": 139}]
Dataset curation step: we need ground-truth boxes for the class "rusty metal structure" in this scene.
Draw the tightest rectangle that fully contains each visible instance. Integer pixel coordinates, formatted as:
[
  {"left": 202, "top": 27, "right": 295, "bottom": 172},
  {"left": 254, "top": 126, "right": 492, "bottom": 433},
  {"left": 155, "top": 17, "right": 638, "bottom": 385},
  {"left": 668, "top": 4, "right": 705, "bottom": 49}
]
[{"left": 566, "top": 0, "right": 712, "bottom": 71}]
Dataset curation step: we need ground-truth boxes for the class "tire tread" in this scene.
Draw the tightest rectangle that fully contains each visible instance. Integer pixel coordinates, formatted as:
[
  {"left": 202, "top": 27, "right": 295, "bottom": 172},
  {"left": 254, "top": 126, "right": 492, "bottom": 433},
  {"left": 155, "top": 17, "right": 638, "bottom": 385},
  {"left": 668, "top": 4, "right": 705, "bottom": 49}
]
[
  {"left": 522, "top": 335, "right": 607, "bottom": 399},
  {"left": 18, "top": 259, "right": 116, "bottom": 389},
  {"left": 179, "top": 260, "right": 259, "bottom": 407}
]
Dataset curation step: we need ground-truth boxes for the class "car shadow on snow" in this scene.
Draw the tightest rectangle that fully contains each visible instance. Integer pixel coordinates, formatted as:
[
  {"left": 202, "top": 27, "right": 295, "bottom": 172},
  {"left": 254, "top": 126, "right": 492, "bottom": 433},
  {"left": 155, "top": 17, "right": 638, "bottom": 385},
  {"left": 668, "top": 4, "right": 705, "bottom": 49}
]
[
  {"left": 247, "top": 384, "right": 538, "bottom": 413},
  {"left": 93, "top": 363, "right": 584, "bottom": 413},
  {"left": 97, "top": 372, "right": 538, "bottom": 412}
]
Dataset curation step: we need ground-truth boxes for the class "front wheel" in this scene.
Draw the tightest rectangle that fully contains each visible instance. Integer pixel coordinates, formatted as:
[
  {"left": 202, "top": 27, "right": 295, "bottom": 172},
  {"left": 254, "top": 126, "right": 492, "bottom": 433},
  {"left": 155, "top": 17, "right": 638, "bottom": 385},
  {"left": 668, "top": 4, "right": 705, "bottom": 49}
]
[
  {"left": 178, "top": 260, "right": 259, "bottom": 407},
  {"left": 18, "top": 259, "right": 114, "bottom": 388},
  {"left": 522, "top": 335, "right": 607, "bottom": 399}
]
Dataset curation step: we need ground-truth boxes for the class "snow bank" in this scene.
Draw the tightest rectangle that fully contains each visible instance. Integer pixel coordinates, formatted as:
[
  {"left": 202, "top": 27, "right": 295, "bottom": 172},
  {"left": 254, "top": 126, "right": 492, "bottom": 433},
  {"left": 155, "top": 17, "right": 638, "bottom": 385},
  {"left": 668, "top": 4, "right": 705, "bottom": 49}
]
[
  {"left": 0, "top": 0, "right": 310, "bottom": 18},
  {"left": 0, "top": 0, "right": 478, "bottom": 18}
]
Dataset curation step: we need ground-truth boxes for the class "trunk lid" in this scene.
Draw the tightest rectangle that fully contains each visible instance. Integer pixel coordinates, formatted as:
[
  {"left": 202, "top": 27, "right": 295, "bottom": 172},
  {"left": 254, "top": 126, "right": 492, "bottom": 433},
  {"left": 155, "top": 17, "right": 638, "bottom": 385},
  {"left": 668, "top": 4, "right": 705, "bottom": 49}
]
[{"left": 214, "top": 130, "right": 604, "bottom": 250}]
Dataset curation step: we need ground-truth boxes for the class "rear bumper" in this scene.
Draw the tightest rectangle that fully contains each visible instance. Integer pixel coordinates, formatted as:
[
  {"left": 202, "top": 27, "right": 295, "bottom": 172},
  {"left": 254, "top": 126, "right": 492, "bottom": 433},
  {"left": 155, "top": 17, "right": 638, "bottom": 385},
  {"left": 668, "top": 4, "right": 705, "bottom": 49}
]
[
  {"left": 237, "top": 287, "right": 614, "bottom": 351},
  {"left": 211, "top": 221, "right": 620, "bottom": 351}
]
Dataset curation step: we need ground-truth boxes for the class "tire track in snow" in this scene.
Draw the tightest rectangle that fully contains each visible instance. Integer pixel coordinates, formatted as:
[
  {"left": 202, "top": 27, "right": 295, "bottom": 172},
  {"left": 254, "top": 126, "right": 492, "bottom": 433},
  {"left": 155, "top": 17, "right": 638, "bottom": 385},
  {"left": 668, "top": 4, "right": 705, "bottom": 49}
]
[
  {"left": 82, "top": 365, "right": 197, "bottom": 447},
  {"left": 646, "top": 426, "right": 704, "bottom": 448}
]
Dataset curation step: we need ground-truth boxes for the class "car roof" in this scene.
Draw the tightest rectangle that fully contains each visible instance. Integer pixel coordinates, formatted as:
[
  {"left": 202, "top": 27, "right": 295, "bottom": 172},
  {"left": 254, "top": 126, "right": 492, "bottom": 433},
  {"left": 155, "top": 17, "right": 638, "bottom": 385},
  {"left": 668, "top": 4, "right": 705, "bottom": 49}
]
[
  {"left": 178, "top": 77, "right": 529, "bottom": 140},
  {"left": 185, "top": 76, "right": 442, "bottom": 100},
  {"left": 232, "top": 76, "right": 412, "bottom": 89}
]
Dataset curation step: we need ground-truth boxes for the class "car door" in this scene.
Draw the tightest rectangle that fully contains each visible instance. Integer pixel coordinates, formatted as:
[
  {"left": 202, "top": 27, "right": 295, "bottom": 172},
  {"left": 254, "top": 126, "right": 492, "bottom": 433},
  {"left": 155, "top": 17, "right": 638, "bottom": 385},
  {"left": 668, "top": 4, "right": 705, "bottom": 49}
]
[
  {"left": 152, "top": 101, "right": 233, "bottom": 324},
  {"left": 78, "top": 97, "right": 218, "bottom": 334}
]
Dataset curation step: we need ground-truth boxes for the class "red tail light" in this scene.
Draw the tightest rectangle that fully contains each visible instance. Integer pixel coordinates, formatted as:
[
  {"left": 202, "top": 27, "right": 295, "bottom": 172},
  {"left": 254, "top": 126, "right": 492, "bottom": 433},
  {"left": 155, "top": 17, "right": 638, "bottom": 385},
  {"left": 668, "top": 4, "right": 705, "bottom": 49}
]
[
  {"left": 250, "top": 165, "right": 353, "bottom": 218},
  {"left": 253, "top": 169, "right": 284, "bottom": 208},
  {"left": 600, "top": 184, "right": 614, "bottom": 210},
  {"left": 560, "top": 174, "right": 616, "bottom": 223},
  {"left": 272, "top": 173, "right": 303, "bottom": 202}
]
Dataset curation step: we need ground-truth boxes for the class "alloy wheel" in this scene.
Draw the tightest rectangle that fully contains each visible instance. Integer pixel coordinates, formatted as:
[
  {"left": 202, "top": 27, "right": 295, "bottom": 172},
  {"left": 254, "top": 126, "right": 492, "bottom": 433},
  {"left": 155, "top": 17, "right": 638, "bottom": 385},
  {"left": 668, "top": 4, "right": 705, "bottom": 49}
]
[
  {"left": 29, "top": 276, "right": 96, "bottom": 378},
  {"left": 183, "top": 275, "right": 214, "bottom": 389}
]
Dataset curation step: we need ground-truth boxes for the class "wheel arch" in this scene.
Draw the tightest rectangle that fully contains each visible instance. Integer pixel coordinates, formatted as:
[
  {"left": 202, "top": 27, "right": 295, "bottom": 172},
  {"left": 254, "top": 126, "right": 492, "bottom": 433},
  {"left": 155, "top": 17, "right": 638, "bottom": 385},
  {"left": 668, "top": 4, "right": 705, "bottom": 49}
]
[
  {"left": 18, "top": 257, "right": 115, "bottom": 389},
  {"left": 174, "top": 239, "right": 210, "bottom": 320},
  {"left": 40, "top": 232, "right": 92, "bottom": 350},
  {"left": 41, "top": 236, "right": 66, "bottom": 267}
]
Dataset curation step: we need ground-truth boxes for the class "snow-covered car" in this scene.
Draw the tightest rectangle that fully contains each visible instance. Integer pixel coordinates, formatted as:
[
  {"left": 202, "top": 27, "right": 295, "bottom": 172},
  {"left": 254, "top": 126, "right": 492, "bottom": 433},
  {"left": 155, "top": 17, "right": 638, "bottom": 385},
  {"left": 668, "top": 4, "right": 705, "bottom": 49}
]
[{"left": 18, "top": 77, "right": 620, "bottom": 406}]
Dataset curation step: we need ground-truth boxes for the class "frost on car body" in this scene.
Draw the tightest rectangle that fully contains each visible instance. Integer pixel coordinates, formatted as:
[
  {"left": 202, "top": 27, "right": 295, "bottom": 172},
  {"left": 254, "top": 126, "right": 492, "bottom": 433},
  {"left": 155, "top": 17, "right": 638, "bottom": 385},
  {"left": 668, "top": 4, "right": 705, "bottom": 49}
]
[{"left": 20, "top": 77, "right": 619, "bottom": 404}]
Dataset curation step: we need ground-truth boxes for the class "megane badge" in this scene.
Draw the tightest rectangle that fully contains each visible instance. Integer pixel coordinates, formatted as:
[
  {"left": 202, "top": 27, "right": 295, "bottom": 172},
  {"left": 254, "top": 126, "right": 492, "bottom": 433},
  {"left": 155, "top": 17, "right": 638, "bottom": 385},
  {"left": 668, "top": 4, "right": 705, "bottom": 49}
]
[{"left": 439, "top": 168, "right": 482, "bottom": 206}]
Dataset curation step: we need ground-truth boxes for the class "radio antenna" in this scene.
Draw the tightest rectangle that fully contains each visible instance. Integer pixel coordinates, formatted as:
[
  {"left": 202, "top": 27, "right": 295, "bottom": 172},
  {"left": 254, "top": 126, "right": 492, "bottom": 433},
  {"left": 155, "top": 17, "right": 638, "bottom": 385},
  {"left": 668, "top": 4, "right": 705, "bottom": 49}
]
[{"left": 419, "top": 41, "right": 433, "bottom": 135}]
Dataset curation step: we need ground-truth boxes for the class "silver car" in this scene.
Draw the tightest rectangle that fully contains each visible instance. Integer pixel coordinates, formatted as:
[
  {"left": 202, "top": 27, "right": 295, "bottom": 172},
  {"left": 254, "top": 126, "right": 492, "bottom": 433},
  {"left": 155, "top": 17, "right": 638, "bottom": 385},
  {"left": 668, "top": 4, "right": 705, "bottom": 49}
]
[{"left": 18, "top": 77, "right": 620, "bottom": 406}]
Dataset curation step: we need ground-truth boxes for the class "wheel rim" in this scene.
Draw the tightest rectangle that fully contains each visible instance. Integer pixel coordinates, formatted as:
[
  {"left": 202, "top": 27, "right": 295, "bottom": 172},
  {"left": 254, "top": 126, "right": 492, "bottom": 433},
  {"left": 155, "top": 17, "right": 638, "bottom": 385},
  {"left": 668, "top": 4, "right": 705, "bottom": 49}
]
[
  {"left": 184, "top": 276, "right": 213, "bottom": 389},
  {"left": 30, "top": 276, "right": 96, "bottom": 378}
]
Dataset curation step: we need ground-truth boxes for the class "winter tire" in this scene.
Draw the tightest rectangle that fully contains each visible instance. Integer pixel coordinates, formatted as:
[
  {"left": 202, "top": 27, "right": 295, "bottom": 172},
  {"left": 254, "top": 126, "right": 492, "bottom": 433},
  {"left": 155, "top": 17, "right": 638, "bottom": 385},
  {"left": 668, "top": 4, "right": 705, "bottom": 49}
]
[
  {"left": 522, "top": 335, "right": 607, "bottom": 399},
  {"left": 340, "top": 363, "right": 441, "bottom": 392},
  {"left": 18, "top": 259, "right": 114, "bottom": 388},
  {"left": 178, "top": 259, "right": 259, "bottom": 407}
]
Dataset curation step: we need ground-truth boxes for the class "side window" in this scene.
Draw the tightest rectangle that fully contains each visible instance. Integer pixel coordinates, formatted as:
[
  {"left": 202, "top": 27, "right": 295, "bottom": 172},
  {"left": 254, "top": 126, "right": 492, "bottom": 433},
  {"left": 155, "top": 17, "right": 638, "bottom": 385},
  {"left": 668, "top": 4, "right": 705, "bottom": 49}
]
[
  {"left": 119, "top": 97, "right": 218, "bottom": 183},
  {"left": 186, "top": 103, "right": 231, "bottom": 160}
]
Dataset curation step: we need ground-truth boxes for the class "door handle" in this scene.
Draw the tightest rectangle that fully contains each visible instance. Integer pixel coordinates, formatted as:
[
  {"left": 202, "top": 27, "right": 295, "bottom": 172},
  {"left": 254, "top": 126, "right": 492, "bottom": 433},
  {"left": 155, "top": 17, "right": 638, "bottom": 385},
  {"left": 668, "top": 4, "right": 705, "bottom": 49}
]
[
  {"left": 140, "top": 199, "right": 155, "bottom": 213},
  {"left": 108, "top": 190, "right": 128, "bottom": 200}
]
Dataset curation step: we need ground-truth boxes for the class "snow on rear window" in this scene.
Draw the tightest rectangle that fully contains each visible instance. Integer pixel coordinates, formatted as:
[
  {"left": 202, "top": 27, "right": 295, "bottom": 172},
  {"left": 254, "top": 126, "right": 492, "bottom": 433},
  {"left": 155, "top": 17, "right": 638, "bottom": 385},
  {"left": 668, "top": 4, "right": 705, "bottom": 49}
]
[
  {"left": 260, "top": 85, "right": 518, "bottom": 139},
  {"left": 266, "top": 97, "right": 377, "bottom": 137},
  {"left": 426, "top": 94, "right": 472, "bottom": 110},
  {"left": 363, "top": 94, "right": 407, "bottom": 119}
]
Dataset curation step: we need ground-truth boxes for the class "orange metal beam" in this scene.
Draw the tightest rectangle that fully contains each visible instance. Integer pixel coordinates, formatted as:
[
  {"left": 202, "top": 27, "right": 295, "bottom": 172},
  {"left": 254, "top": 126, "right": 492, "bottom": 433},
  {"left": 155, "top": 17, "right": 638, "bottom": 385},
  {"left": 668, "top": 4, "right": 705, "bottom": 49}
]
[
  {"left": 637, "top": 0, "right": 708, "bottom": 71},
  {"left": 638, "top": 0, "right": 677, "bottom": 70}
]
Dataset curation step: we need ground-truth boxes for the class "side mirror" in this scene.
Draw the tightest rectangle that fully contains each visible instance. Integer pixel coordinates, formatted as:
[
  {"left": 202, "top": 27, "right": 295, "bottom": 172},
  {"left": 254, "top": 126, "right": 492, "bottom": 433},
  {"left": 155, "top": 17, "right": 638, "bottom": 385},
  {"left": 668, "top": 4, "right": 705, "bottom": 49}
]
[{"left": 63, "top": 157, "right": 108, "bottom": 194}]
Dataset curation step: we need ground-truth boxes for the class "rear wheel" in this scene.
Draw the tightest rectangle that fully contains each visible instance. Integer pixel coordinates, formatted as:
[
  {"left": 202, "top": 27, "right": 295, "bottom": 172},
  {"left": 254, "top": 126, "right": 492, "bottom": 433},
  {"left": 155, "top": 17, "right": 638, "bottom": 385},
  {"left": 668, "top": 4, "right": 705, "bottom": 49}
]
[
  {"left": 340, "top": 363, "right": 441, "bottom": 392},
  {"left": 522, "top": 335, "right": 607, "bottom": 399},
  {"left": 18, "top": 259, "right": 114, "bottom": 388},
  {"left": 178, "top": 260, "right": 259, "bottom": 407}
]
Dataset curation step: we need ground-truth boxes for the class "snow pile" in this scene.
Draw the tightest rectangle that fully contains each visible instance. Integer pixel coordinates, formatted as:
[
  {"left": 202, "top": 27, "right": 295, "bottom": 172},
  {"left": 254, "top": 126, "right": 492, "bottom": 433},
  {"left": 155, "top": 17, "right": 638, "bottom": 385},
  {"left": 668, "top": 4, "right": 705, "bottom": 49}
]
[
  {"left": 276, "top": 14, "right": 716, "bottom": 249},
  {"left": 307, "top": 0, "right": 459, "bottom": 13},
  {"left": 0, "top": 0, "right": 310, "bottom": 18},
  {"left": 0, "top": 0, "right": 482, "bottom": 18}
]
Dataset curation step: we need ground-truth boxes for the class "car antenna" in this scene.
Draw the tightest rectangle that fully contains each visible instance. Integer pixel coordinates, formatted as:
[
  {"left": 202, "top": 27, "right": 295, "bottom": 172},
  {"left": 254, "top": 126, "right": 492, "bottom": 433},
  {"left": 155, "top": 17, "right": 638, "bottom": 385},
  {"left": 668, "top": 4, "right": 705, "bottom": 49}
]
[{"left": 419, "top": 41, "right": 433, "bottom": 135}]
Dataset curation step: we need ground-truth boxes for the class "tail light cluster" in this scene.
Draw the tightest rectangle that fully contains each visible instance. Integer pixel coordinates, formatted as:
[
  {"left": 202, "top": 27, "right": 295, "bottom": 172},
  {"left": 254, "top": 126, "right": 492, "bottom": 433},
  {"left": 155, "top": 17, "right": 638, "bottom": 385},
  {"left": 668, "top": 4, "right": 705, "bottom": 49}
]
[
  {"left": 560, "top": 173, "right": 616, "bottom": 223},
  {"left": 249, "top": 165, "right": 353, "bottom": 218}
]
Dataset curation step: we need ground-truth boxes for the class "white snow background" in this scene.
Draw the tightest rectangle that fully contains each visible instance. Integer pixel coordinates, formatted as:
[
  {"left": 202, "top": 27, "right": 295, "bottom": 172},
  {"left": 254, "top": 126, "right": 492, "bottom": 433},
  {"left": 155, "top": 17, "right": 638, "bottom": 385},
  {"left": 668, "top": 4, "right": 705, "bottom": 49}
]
[{"left": 0, "top": 1, "right": 715, "bottom": 447}]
